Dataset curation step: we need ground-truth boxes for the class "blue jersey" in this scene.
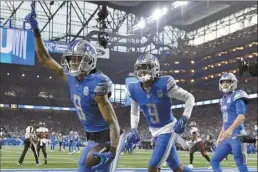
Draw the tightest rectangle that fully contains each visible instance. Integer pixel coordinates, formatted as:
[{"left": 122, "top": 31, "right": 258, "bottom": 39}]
[
  {"left": 66, "top": 70, "right": 112, "bottom": 132},
  {"left": 128, "top": 76, "right": 176, "bottom": 128},
  {"left": 220, "top": 90, "right": 249, "bottom": 135},
  {"left": 69, "top": 135, "right": 74, "bottom": 141},
  {"left": 75, "top": 134, "right": 79, "bottom": 141},
  {"left": 50, "top": 135, "right": 56, "bottom": 141}
]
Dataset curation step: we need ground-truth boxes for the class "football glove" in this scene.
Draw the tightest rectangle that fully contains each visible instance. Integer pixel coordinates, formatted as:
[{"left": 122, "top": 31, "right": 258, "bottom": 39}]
[
  {"left": 174, "top": 116, "right": 188, "bottom": 134},
  {"left": 235, "top": 134, "right": 256, "bottom": 143},
  {"left": 24, "top": 4, "right": 39, "bottom": 30},
  {"left": 91, "top": 152, "right": 115, "bottom": 170}
]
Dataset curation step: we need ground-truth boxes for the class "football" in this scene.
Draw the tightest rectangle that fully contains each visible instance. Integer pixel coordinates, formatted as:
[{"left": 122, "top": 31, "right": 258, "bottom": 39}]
[{"left": 85, "top": 143, "right": 110, "bottom": 168}]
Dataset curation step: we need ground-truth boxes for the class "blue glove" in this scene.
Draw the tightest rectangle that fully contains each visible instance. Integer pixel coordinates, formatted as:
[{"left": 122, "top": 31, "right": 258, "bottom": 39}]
[
  {"left": 24, "top": 4, "right": 38, "bottom": 30},
  {"left": 128, "top": 128, "right": 140, "bottom": 144},
  {"left": 91, "top": 152, "right": 114, "bottom": 170},
  {"left": 174, "top": 116, "right": 188, "bottom": 134}
]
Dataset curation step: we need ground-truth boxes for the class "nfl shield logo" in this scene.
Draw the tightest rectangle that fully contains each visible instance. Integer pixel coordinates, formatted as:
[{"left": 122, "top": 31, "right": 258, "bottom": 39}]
[
  {"left": 83, "top": 86, "right": 89, "bottom": 96},
  {"left": 157, "top": 90, "right": 163, "bottom": 98}
]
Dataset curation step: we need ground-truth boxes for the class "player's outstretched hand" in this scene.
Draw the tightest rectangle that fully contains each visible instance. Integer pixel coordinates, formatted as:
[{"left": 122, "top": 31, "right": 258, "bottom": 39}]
[
  {"left": 221, "top": 128, "right": 233, "bottom": 140},
  {"left": 24, "top": 4, "right": 38, "bottom": 30},
  {"left": 91, "top": 152, "right": 114, "bottom": 170},
  {"left": 174, "top": 116, "right": 188, "bottom": 134}
]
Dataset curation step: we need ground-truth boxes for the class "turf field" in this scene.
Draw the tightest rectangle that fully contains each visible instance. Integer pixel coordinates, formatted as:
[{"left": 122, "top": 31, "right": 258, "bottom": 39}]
[{"left": 1, "top": 146, "right": 257, "bottom": 171}]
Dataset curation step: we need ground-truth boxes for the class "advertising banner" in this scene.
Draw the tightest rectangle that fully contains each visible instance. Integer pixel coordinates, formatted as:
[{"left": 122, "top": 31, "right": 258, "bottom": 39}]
[
  {"left": 0, "top": 27, "right": 35, "bottom": 66},
  {"left": 44, "top": 40, "right": 110, "bottom": 59}
]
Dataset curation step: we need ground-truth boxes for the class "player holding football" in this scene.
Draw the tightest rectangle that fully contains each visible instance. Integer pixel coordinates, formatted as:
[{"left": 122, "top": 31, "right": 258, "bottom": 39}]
[
  {"left": 25, "top": 4, "right": 123, "bottom": 172},
  {"left": 210, "top": 73, "right": 249, "bottom": 172},
  {"left": 127, "top": 54, "right": 195, "bottom": 172},
  {"left": 188, "top": 122, "right": 211, "bottom": 169}
]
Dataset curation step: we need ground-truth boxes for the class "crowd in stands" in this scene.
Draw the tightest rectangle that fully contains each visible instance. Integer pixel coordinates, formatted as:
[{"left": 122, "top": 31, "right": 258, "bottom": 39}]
[{"left": 1, "top": 99, "right": 257, "bottom": 142}]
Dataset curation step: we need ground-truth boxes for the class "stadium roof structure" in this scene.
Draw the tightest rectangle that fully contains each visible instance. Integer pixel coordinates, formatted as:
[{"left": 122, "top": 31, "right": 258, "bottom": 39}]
[{"left": 91, "top": 1, "right": 256, "bottom": 31}]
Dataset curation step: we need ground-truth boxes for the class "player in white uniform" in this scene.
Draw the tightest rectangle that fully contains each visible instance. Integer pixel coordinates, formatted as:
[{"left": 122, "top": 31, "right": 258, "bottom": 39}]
[
  {"left": 36, "top": 122, "right": 49, "bottom": 165},
  {"left": 188, "top": 122, "right": 211, "bottom": 169}
]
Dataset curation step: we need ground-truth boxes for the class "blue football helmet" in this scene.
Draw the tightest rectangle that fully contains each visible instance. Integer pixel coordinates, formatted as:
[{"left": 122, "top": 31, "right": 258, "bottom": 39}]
[
  {"left": 219, "top": 72, "right": 238, "bottom": 93},
  {"left": 134, "top": 53, "right": 160, "bottom": 82},
  {"left": 61, "top": 40, "right": 97, "bottom": 76}
]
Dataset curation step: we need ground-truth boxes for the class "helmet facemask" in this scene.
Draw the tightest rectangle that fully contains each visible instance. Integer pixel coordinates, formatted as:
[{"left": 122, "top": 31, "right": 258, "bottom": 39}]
[
  {"left": 219, "top": 73, "right": 238, "bottom": 93},
  {"left": 61, "top": 52, "right": 95, "bottom": 77},
  {"left": 134, "top": 62, "right": 160, "bottom": 83},
  {"left": 134, "top": 63, "right": 155, "bottom": 82}
]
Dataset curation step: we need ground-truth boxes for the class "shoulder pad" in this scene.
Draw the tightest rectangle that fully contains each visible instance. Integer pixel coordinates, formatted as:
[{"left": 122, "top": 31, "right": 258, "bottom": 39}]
[
  {"left": 233, "top": 90, "right": 249, "bottom": 102},
  {"left": 161, "top": 75, "right": 176, "bottom": 91},
  {"left": 94, "top": 75, "right": 112, "bottom": 96}
]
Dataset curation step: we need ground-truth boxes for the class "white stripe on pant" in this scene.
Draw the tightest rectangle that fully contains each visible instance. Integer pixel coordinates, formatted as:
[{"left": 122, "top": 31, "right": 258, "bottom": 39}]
[
  {"left": 157, "top": 131, "right": 178, "bottom": 168},
  {"left": 109, "top": 132, "right": 126, "bottom": 172}
]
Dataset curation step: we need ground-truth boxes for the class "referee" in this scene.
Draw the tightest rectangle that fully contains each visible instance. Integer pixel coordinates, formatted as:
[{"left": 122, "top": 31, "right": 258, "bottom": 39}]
[{"left": 17, "top": 120, "right": 40, "bottom": 166}]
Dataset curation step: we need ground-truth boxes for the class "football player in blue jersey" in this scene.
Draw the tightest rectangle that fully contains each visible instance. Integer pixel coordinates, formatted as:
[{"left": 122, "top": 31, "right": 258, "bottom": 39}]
[
  {"left": 25, "top": 4, "right": 123, "bottom": 172},
  {"left": 50, "top": 132, "right": 56, "bottom": 151},
  {"left": 210, "top": 73, "right": 249, "bottom": 172},
  {"left": 127, "top": 54, "right": 195, "bottom": 172},
  {"left": 68, "top": 131, "right": 75, "bottom": 154}
]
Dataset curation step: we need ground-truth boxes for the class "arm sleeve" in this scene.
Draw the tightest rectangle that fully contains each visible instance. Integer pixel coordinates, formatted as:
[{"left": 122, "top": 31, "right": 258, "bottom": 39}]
[
  {"left": 94, "top": 79, "right": 112, "bottom": 96},
  {"left": 130, "top": 98, "right": 140, "bottom": 129},
  {"left": 167, "top": 86, "right": 195, "bottom": 119},
  {"left": 235, "top": 99, "right": 247, "bottom": 115}
]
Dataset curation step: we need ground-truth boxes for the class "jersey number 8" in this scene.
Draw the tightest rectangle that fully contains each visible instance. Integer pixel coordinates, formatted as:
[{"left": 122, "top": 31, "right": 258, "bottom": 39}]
[{"left": 73, "top": 94, "right": 86, "bottom": 121}]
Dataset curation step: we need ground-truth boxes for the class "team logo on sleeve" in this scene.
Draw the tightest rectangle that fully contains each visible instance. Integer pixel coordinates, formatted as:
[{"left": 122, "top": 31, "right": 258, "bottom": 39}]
[
  {"left": 227, "top": 97, "right": 231, "bottom": 103},
  {"left": 157, "top": 90, "right": 163, "bottom": 98},
  {"left": 83, "top": 86, "right": 89, "bottom": 96}
]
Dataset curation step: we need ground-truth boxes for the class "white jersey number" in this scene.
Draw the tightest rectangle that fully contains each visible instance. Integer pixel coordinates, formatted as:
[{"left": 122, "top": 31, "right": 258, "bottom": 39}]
[
  {"left": 147, "top": 104, "right": 160, "bottom": 124},
  {"left": 73, "top": 94, "right": 86, "bottom": 121},
  {"left": 223, "top": 112, "right": 228, "bottom": 123}
]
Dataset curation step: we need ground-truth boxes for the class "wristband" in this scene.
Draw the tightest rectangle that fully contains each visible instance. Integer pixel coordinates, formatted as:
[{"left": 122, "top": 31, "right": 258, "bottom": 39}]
[{"left": 34, "top": 28, "right": 41, "bottom": 37}]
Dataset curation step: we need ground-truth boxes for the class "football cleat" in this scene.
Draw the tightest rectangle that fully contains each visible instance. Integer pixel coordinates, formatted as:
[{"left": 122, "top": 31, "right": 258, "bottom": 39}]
[{"left": 188, "top": 164, "right": 193, "bottom": 169}]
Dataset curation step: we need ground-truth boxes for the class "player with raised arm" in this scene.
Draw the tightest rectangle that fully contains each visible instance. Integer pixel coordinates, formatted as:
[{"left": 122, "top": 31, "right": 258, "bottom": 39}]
[
  {"left": 210, "top": 73, "right": 249, "bottom": 172},
  {"left": 127, "top": 54, "right": 195, "bottom": 172},
  {"left": 188, "top": 122, "right": 211, "bottom": 169},
  {"left": 25, "top": 4, "right": 123, "bottom": 172}
]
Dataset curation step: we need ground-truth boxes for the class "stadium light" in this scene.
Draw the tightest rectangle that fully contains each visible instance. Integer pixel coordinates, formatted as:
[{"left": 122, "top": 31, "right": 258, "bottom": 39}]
[
  {"left": 37, "top": 75, "right": 39, "bottom": 78},
  {"left": 49, "top": 76, "right": 52, "bottom": 79},
  {"left": 172, "top": 1, "right": 188, "bottom": 9},
  {"left": 133, "top": 6, "right": 168, "bottom": 31},
  {"left": 138, "top": 19, "right": 146, "bottom": 29},
  {"left": 152, "top": 7, "right": 168, "bottom": 20},
  {"left": 22, "top": 74, "right": 25, "bottom": 77},
  {"left": 7, "top": 73, "right": 9, "bottom": 75}
]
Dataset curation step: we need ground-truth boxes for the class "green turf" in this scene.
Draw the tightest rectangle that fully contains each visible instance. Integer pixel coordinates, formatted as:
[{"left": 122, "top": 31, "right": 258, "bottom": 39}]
[{"left": 1, "top": 146, "right": 257, "bottom": 169}]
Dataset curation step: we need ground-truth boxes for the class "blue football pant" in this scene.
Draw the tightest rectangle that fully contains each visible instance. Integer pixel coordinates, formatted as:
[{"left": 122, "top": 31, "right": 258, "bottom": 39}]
[
  {"left": 210, "top": 138, "right": 248, "bottom": 172},
  {"left": 78, "top": 132, "right": 125, "bottom": 172},
  {"left": 149, "top": 132, "right": 180, "bottom": 170},
  {"left": 69, "top": 141, "right": 74, "bottom": 152},
  {"left": 50, "top": 141, "right": 55, "bottom": 150}
]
